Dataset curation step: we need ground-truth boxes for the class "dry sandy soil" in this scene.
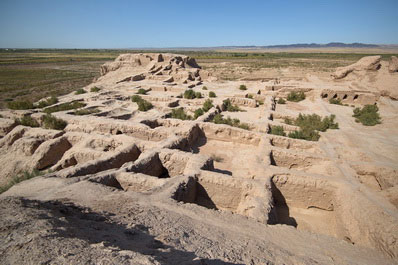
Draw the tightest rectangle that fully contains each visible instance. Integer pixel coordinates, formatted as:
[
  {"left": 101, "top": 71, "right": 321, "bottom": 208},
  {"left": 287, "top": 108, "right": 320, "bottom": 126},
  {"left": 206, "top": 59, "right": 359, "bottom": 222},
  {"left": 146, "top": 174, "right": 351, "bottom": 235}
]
[{"left": 0, "top": 53, "right": 397, "bottom": 265}]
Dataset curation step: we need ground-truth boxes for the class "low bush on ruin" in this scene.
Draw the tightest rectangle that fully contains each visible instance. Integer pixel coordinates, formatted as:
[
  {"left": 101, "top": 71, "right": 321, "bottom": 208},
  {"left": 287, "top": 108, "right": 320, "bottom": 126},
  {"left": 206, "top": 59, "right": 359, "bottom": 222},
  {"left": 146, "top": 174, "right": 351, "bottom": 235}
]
[
  {"left": 329, "top": 98, "right": 343, "bottom": 105},
  {"left": 212, "top": 114, "right": 250, "bottom": 130},
  {"left": 90, "top": 86, "right": 101, "bottom": 92},
  {"left": 353, "top": 104, "right": 381, "bottom": 126},
  {"left": 287, "top": 91, "right": 305, "bottom": 102},
  {"left": 209, "top": 91, "right": 216, "bottom": 98},
  {"left": 42, "top": 114, "right": 68, "bottom": 130},
  {"left": 75, "top": 88, "right": 87, "bottom": 95},
  {"left": 171, "top": 107, "right": 192, "bottom": 120},
  {"left": 36, "top": 96, "right": 59, "bottom": 108},
  {"left": 7, "top": 100, "right": 35, "bottom": 110},
  {"left": 239, "top": 84, "right": 247, "bottom": 90},
  {"left": 15, "top": 115, "right": 40, "bottom": 128},
  {"left": 277, "top": 98, "right": 286, "bottom": 104},
  {"left": 222, "top": 99, "right": 243, "bottom": 112},
  {"left": 269, "top": 125, "right": 286, "bottom": 136},
  {"left": 44, "top": 101, "right": 86, "bottom": 114}
]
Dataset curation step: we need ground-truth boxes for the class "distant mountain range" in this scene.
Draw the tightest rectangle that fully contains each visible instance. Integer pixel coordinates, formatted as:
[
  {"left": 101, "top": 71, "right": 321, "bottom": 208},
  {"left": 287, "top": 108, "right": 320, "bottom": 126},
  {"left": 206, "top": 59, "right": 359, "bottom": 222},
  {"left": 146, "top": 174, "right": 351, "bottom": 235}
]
[{"left": 218, "top": 43, "right": 380, "bottom": 49}]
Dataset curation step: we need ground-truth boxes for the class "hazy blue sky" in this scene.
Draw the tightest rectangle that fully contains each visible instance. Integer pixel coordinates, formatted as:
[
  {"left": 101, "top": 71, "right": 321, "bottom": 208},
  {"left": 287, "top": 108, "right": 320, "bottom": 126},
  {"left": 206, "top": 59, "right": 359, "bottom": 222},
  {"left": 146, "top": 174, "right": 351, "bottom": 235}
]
[{"left": 0, "top": 0, "right": 397, "bottom": 48}]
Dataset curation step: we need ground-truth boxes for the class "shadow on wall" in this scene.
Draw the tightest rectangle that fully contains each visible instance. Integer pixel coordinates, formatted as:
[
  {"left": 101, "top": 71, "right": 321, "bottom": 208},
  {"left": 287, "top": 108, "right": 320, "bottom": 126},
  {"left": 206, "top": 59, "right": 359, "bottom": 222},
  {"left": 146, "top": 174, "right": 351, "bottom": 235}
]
[
  {"left": 269, "top": 181, "right": 297, "bottom": 227},
  {"left": 19, "top": 198, "right": 242, "bottom": 265}
]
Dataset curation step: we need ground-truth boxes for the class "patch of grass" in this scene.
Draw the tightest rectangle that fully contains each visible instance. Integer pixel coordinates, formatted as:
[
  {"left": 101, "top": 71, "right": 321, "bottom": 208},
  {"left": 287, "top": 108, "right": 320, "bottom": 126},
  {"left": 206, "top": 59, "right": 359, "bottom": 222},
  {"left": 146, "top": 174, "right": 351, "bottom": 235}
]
[
  {"left": 0, "top": 169, "right": 44, "bottom": 194},
  {"left": 329, "top": 98, "right": 343, "bottom": 105},
  {"left": 90, "top": 86, "right": 101, "bottom": 92},
  {"left": 7, "top": 100, "right": 35, "bottom": 110},
  {"left": 195, "top": 92, "right": 202, "bottom": 99},
  {"left": 194, "top": 108, "right": 204, "bottom": 119},
  {"left": 277, "top": 98, "right": 286, "bottom": 104},
  {"left": 36, "top": 96, "right": 58, "bottom": 108},
  {"left": 42, "top": 114, "right": 67, "bottom": 130},
  {"left": 194, "top": 99, "right": 214, "bottom": 119},
  {"left": 202, "top": 99, "right": 214, "bottom": 112},
  {"left": 136, "top": 88, "right": 147, "bottom": 95},
  {"left": 209, "top": 91, "right": 216, "bottom": 98},
  {"left": 212, "top": 114, "right": 251, "bottom": 130},
  {"left": 287, "top": 91, "right": 306, "bottom": 102},
  {"left": 15, "top": 115, "right": 40, "bottom": 127},
  {"left": 222, "top": 99, "right": 243, "bottom": 112},
  {"left": 75, "top": 88, "right": 87, "bottom": 95},
  {"left": 247, "top": 94, "right": 254, "bottom": 99},
  {"left": 239, "top": 84, "right": 247, "bottom": 90},
  {"left": 137, "top": 100, "right": 153, "bottom": 112},
  {"left": 72, "top": 108, "right": 100, "bottom": 115},
  {"left": 257, "top": 99, "right": 264, "bottom": 105},
  {"left": 171, "top": 107, "right": 192, "bottom": 120},
  {"left": 131, "top": 95, "right": 153, "bottom": 111},
  {"left": 269, "top": 125, "right": 286, "bottom": 136},
  {"left": 353, "top": 104, "right": 381, "bottom": 126},
  {"left": 44, "top": 101, "right": 86, "bottom": 114},
  {"left": 284, "top": 113, "right": 339, "bottom": 141},
  {"left": 202, "top": 86, "right": 208, "bottom": 90}
]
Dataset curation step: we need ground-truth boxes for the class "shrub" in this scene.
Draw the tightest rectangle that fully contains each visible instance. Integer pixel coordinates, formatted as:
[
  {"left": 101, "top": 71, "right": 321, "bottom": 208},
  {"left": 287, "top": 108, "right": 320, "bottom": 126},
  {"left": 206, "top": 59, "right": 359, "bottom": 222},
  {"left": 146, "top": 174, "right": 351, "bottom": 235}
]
[
  {"left": 247, "top": 94, "right": 253, "bottom": 99},
  {"left": 15, "top": 115, "right": 39, "bottom": 127},
  {"left": 44, "top": 101, "right": 86, "bottom": 114},
  {"left": 42, "top": 114, "right": 67, "bottom": 130},
  {"left": 73, "top": 108, "right": 100, "bottom": 115},
  {"left": 194, "top": 108, "right": 204, "bottom": 119},
  {"left": 287, "top": 91, "right": 305, "bottom": 102},
  {"left": 209, "top": 91, "right": 216, "bottom": 98},
  {"left": 137, "top": 100, "right": 153, "bottom": 112},
  {"left": 131, "top": 95, "right": 142, "bottom": 102},
  {"left": 239, "top": 85, "right": 247, "bottom": 90},
  {"left": 277, "top": 98, "right": 286, "bottom": 104},
  {"left": 171, "top": 107, "right": 192, "bottom": 120},
  {"left": 36, "top": 96, "right": 58, "bottom": 108},
  {"left": 269, "top": 125, "right": 286, "bottom": 136},
  {"left": 284, "top": 113, "right": 339, "bottom": 141},
  {"left": 353, "top": 105, "right": 381, "bottom": 126},
  {"left": 137, "top": 88, "right": 147, "bottom": 95},
  {"left": 212, "top": 114, "right": 250, "bottom": 130},
  {"left": 75, "top": 88, "right": 87, "bottom": 95},
  {"left": 288, "top": 129, "right": 320, "bottom": 141},
  {"left": 184, "top": 89, "right": 196, "bottom": 99},
  {"left": 195, "top": 92, "right": 202, "bottom": 99},
  {"left": 222, "top": 99, "right": 242, "bottom": 112},
  {"left": 90, "top": 86, "right": 101, "bottom": 92},
  {"left": 202, "top": 99, "right": 214, "bottom": 112},
  {"left": 202, "top": 86, "right": 208, "bottom": 90},
  {"left": 7, "top": 100, "right": 35, "bottom": 110},
  {"left": 257, "top": 100, "right": 264, "bottom": 105},
  {"left": 329, "top": 98, "right": 342, "bottom": 105},
  {"left": 0, "top": 169, "right": 43, "bottom": 194}
]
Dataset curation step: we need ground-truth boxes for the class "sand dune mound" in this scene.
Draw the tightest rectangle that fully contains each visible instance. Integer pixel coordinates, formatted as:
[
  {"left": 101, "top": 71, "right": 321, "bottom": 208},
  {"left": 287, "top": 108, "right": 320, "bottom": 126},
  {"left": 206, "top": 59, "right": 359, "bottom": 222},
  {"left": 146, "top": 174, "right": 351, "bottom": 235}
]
[{"left": 332, "top": 55, "right": 381, "bottom": 79}]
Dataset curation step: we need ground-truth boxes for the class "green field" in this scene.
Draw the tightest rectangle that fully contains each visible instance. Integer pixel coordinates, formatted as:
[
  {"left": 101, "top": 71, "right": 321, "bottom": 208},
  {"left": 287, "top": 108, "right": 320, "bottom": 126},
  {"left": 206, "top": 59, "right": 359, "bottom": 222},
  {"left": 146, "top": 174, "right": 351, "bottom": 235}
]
[{"left": 0, "top": 49, "right": 396, "bottom": 108}]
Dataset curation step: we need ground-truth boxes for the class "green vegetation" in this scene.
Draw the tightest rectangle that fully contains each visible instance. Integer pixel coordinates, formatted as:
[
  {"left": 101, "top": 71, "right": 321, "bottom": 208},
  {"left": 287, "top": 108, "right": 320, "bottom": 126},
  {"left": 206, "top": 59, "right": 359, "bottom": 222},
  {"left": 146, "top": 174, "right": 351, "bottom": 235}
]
[
  {"left": 36, "top": 96, "right": 58, "bottom": 108},
  {"left": 212, "top": 114, "right": 251, "bottom": 130},
  {"left": 202, "top": 99, "right": 214, "bottom": 112},
  {"left": 239, "top": 84, "right": 247, "bottom": 90},
  {"left": 257, "top": 99, "right": 264, "bottom": 105},
  {"left": 42, "top": 114, "right": 68, "bottom": 130},
  {"left": 269, "top": 125, "right": 286, "bottom": 136},
  {"left": 73, "top": 108, "right": 100, "bottom": 115},
  {"left": 194, "top": 108, "right": 204, "bottom": 119},
  {"left": 15, "top": 115, "right": 40, "bottom": 127},
  {"left": 283, "top": 113, "right": 339, "bottom": 141},
  {"left": 247, "top": 94, "right": 253, "bottom": 99},
  {"left": 222, "top": 99, "right": 243, "bottom": 112},
  {"left": 44, "top": 101, "right": 86, "bottom": 114},
  {"left": 131, "top": 95, "right": 153, "bottom": 112},
  {"left": 0, "top": 169, "right": 44, "bottom": 194},
  {"left": 277, "top": 98, "right": 286, "bottom": 104},
  {"left": 171, "top": 107, "right": 192, "bottom": 120},
  {"left": 353, "top": 104, "right": 381, "bottom": 126},
  {"left": 287, "top": 91, "right": 306, "bottom": 102},
  {"left": 202, "top": 86, "right": 208, "bottom": 90},
  {"left": 136, "top": 88, "right": 147, "bottom": 95},
  {"left": 193, "top": 99, "right": 214, "bottom": 119},
  {"left": 90, "top": 86, "right": 101, "bottom": 92},
  {"left": 329, "top": 98, "right": 343, "bottom": 105},
  {"left": 7, "top": 100, "right": 35, "bottom": 110},
  {"left": 75, "top": 88, "right": 87, "bottom": 95},
  {"left": 209, "top": 91, "right": 216, "bottom": 98}
]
